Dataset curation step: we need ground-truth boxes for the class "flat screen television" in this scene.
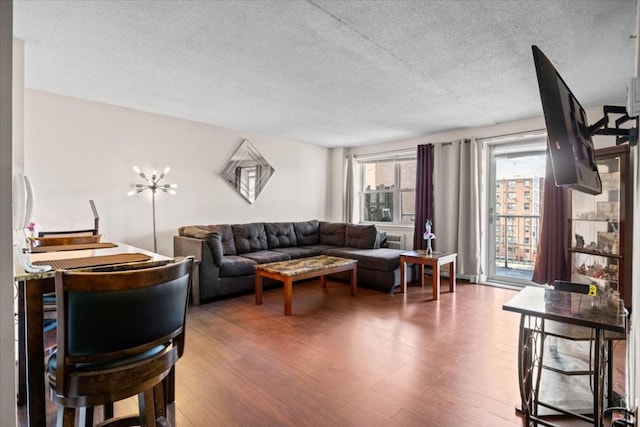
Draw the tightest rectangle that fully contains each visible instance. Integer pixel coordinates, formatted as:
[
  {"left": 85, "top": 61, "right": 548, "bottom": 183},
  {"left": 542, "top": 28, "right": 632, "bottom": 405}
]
[{"left": 532, "top": 45, "right": 602, "bottom": 195}]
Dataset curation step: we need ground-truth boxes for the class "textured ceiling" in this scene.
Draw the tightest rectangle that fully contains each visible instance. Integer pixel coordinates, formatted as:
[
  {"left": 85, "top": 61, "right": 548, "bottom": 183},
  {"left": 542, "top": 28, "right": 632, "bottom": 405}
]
[{"left": 13, "top": 0, "right": 637, "bottom": 147}]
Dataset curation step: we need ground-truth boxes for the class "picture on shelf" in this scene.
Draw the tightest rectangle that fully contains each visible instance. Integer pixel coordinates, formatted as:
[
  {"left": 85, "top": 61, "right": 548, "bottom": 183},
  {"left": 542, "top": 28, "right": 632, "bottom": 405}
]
[
  {"left": 596, "top": 201, "right": 618, "bottom": 220},
  {"left": 597, "top": 231, "right": 618, "bottom": 254}
]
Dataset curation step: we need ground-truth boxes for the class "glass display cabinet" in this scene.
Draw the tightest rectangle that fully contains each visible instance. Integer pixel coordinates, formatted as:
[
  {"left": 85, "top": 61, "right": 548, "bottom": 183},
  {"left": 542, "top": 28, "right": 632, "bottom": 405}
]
[{"left": 568, "top": 145, "right": 632, "bottom": 309}]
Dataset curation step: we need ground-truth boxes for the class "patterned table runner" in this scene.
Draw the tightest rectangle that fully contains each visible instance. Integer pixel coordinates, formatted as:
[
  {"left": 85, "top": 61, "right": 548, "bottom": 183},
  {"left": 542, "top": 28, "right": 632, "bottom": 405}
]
[{"left": 33, "top": 253, "right": 152, "bottom": 270}]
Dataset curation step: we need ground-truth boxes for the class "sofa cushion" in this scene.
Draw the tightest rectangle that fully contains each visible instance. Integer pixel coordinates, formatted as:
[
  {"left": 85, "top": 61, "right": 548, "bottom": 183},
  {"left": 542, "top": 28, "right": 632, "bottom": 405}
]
[
  {"left": 271, "top": 246, "right": 324, "bottom": 259},
  {"left": 293, "top": 220, "right": 319, "bottom": 246},
  {"left": 219, "top": 255, "right": 257, "bottom": 277},
  {"left": 345, "top": 224, "right": 378, "bottom": 249},
  {"left": 210, "top": 224, "right": 236, "bottom": 255},
  {"left": 209, "top": 232, "right": 224, "bottom": 266},
  {"left": 319, "top": 222, "right": 346, "bottom": 246},
  {"left": 322, "top": 247, "right": 401, "bottom": 272},
  {"left": 239, "top": 250, "right": 291, "bottom": 264},
  {"left": 232, "top": 223, "right": 268, "bottom": 254},
  {"left": 264, "top": 222, "right": 298, "bottom": 249}
]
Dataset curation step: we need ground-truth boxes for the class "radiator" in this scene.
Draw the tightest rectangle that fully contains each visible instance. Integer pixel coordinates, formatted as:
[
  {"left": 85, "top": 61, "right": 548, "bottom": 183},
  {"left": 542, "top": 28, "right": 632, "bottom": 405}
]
[{"left": 386, "top": 233, "right": 405, "bottom": 250}]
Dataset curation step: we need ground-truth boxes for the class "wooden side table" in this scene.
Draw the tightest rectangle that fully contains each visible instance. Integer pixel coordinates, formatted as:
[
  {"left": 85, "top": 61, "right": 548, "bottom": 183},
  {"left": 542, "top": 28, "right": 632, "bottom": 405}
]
[{"left": 399, "top": 251, "right": 457, "bottom": 300}]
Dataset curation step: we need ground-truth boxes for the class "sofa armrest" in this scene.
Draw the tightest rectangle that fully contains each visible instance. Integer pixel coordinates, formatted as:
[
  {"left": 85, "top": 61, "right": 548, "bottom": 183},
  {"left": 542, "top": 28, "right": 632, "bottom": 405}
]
[{"left": 173, "top": 235, "right": 221, "bottom": 305}]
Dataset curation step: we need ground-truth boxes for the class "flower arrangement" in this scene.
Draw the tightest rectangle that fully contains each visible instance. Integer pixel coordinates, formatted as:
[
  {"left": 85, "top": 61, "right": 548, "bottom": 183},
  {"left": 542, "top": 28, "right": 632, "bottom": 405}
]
[
  {"left": 25, "top": 221, "right": 37, "bottom": 240},
  {"left": 423, "top": 219, "right": 435, "bottom": 254}
]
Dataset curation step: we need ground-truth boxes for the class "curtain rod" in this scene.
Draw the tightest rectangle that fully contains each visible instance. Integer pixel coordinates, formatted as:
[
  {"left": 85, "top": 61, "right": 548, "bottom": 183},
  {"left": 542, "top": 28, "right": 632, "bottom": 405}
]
[
  {"left": 480, "top": 128, "right": 546, "bottom": 144},
  {"left": 352, "top": 148, "right": 416, "bottom": 160},
  {"left": 350, "top": 128, "right": 547, "bottom": 159}
]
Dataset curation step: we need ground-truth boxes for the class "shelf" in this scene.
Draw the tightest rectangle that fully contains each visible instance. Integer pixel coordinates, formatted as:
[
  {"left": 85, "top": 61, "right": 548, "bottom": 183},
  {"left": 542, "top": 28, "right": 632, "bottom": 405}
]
[
  {"left": 569, "top": 145, "right": 631, "bottom": 309},
  {"left": 568, "top": 247, "right": 622, "bottom": 259}
]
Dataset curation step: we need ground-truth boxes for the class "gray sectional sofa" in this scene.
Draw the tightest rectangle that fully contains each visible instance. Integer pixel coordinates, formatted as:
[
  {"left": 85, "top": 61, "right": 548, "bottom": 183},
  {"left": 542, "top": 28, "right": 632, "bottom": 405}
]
[{"left": 173, "top": 220, "right": 415, "bottom": 305}]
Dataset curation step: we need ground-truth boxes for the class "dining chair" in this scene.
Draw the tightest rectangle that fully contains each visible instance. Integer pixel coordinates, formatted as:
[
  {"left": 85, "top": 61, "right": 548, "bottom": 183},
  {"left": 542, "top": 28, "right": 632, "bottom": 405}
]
[
  {"left": 47, "top": 256, "right": 194, "bottom": 426},
  {"left": 37, "top": 200, "right": 100, "bottom": 238}
]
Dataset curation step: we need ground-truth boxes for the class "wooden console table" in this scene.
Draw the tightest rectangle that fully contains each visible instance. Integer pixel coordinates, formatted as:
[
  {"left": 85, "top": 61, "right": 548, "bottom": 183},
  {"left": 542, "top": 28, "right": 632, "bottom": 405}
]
[
  {"left": 255, "top": 255, "right": 357, "bottom": 316},
  {"left": 398, "top": 250, "right": 457, "bottom": 299}
]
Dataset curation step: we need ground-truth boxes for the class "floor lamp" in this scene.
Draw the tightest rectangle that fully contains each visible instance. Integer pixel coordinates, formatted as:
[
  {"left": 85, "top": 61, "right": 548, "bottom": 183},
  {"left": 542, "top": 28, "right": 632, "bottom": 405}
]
[{"left": 127, "top": 166, "right": 177, "bottom": 253}]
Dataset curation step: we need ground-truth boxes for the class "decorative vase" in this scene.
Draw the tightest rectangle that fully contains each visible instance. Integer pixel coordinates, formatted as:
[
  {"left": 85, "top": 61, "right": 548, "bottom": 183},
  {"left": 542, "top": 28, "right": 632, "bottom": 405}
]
[{"left": 426, "top": 238, "right": 433, "bottom": 255}]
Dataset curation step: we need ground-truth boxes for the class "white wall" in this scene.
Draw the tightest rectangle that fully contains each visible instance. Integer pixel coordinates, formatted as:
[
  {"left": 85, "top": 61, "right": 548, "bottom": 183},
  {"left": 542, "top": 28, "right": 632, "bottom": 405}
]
[
  {"left": 0, "top": 1, "right": 14, "bottom": 424},
  {"left": 23, "top": 89, "right": 331, "bottom": 256}
]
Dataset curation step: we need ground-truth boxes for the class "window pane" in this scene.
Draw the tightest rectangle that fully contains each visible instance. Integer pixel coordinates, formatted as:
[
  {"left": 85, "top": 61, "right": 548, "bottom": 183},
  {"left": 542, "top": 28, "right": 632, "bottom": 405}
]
[
  {"left": 363, "top": 191, "right": 393, "bottom": 222},
  {"left": 359, "top": 155, "right": 416, "bottom": 224},
  {"left": 400, "top": 191, "right": 415, "bottom": 223},
  {"left": 364, "top": 161, "right": 395, "bottom": 190},
  {"left": 399, "top": 160, "right": 416, "bottom": 189}
]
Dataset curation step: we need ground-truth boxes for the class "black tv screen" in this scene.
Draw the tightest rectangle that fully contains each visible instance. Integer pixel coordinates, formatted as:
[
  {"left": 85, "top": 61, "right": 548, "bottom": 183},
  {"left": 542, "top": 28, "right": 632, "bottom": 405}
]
[{"left": 532, "top": 45, "right": 602, "bottom": 195}]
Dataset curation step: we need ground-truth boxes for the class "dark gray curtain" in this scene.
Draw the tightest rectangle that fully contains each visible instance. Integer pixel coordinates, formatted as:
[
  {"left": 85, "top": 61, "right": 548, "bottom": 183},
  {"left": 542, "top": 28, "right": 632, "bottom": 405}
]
[
  {"left": 532, "top": 152, "right": 569, "bottom": 284},
  {"left": 413, "top": 144, "right": 434, "bottom": 250}
]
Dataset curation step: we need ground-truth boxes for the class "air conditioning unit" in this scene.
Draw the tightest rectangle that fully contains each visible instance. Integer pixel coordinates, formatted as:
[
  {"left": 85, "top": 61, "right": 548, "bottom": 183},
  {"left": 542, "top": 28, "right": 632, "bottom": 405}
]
[{"left": 386, "top": 233, "right": 405, "bottom": 250}]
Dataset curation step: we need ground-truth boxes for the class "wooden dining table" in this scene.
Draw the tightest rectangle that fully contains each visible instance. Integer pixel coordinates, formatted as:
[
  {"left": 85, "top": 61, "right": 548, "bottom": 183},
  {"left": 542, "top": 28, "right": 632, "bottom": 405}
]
[{"left": 14, "top": 242, "right": 171, "bottom": 427}]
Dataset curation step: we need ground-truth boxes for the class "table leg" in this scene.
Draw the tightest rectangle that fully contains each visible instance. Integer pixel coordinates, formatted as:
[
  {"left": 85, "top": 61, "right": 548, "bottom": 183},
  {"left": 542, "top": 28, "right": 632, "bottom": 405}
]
[
  {"left": 284, "top": 277, "right": 293, "bottom": 316},
  {"left": 399, "top": 257, "right": 406, "bottom": 293},
  {"left": 25, "top": 279, "right": 46, "bottom": 427},
  {"left": 419, "top": 264, "right": 425, "bottom": 288},
  {"left": 255, "top": 274, "right": 263, "bottom": 305},
  {"left": 433, "top": 263, "right": 441, "bottom": 300},
  {"left": 594, "top": 328, "right": 605, "bottom": 427},
  {"left": 320, "top": 275, "right": 327, "bottom": 288},
  {"left": 350, "top": 266, "right": 357, "bottom": 296},
  {"left": 450, "top": 258, "right": 457, "bottom": 293},
  {"left": 17, "top": 280, "right": 26, "bottom": 406}
]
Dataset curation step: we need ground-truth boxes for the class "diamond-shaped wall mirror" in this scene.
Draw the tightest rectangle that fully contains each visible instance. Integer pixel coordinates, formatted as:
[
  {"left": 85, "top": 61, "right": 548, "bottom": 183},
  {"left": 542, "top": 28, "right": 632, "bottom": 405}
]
[{"left": 221, "top": 139, "right": 275, "bottom": 204}]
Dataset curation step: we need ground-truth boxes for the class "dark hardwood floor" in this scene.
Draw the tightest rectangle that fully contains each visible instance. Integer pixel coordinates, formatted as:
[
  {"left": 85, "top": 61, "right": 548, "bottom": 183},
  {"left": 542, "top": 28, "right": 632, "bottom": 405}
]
[{"left": 19, "top": 278, "right": 626, "bottom": 426}]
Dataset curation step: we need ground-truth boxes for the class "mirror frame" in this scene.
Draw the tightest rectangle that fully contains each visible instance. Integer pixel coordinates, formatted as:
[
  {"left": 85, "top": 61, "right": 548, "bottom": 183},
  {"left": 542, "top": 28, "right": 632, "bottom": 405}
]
[{"left": 221, "top": 139, "right": 275, "bottom": 204}]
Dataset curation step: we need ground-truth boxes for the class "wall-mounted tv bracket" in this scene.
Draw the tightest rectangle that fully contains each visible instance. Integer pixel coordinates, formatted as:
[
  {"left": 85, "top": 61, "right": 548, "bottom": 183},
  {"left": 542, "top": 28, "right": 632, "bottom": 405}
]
[{"left": 588, "top": 105, "right": 638, "bottom": 146}]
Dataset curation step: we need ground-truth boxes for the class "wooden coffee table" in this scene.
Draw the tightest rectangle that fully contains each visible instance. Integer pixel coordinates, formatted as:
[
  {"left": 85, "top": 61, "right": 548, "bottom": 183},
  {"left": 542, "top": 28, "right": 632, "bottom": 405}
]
[
  {"left": 255, "top": 255, "right": 357, "bottom": 315},
  {"left": 398, "top": 250, "right": 457, "bottom": 300}
]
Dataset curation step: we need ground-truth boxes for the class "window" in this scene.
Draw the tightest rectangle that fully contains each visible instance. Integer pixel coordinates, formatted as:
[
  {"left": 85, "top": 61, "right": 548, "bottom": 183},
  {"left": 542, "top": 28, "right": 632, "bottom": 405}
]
[
  {"left": 508, "top": 180, "right": 516, "bottom": 188},
  {"left": 496, "top": 192, "right": 500, "bottom": 199},
  {"left": 524, "top": 237, "right": 530, "bottom": 244},
  {"left": 524, "top": 226, "right": 530, "bottom": 232},
  {"left": 360, "top": 155, "right": 416, "bottom": 224},
  {"left": 525, "top": 180, "right": 531, "bottom": 187},
  {"left": 508, "top": 203, "right": 516, "bottom": 210},
  {"left": 524, "top": 202, "right": 530, "bottom": 210},
  {"left": 508, "top": 192, "right": 516, "bottom": 199},
  {"left": 524, "top": 191, "right": 531, "bottom": 199}
]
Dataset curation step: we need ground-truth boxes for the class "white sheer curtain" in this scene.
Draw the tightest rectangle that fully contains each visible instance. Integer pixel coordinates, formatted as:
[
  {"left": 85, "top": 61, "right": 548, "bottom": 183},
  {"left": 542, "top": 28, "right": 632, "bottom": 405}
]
[
  {"left": 343, "top": 155, "right": 355, "bottom": 223},
  {"left": 433, "top": 139, "right": 483, "bottom": 282}
]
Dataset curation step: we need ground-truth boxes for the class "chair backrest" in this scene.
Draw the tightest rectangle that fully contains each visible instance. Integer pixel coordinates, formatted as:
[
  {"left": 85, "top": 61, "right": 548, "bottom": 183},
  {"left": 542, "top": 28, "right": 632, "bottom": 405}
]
[
  {"left": 29, "top": 234, "right": 102, "bottom": 249},
  {"left": 53, "top": 257, "right": 193, "bottom": 397},
  {"left": 37, "top": 229, "right": 99, "bottom": 237},
  {"left": 38, "top": 200, "right": 100, "bottom": 238}
]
